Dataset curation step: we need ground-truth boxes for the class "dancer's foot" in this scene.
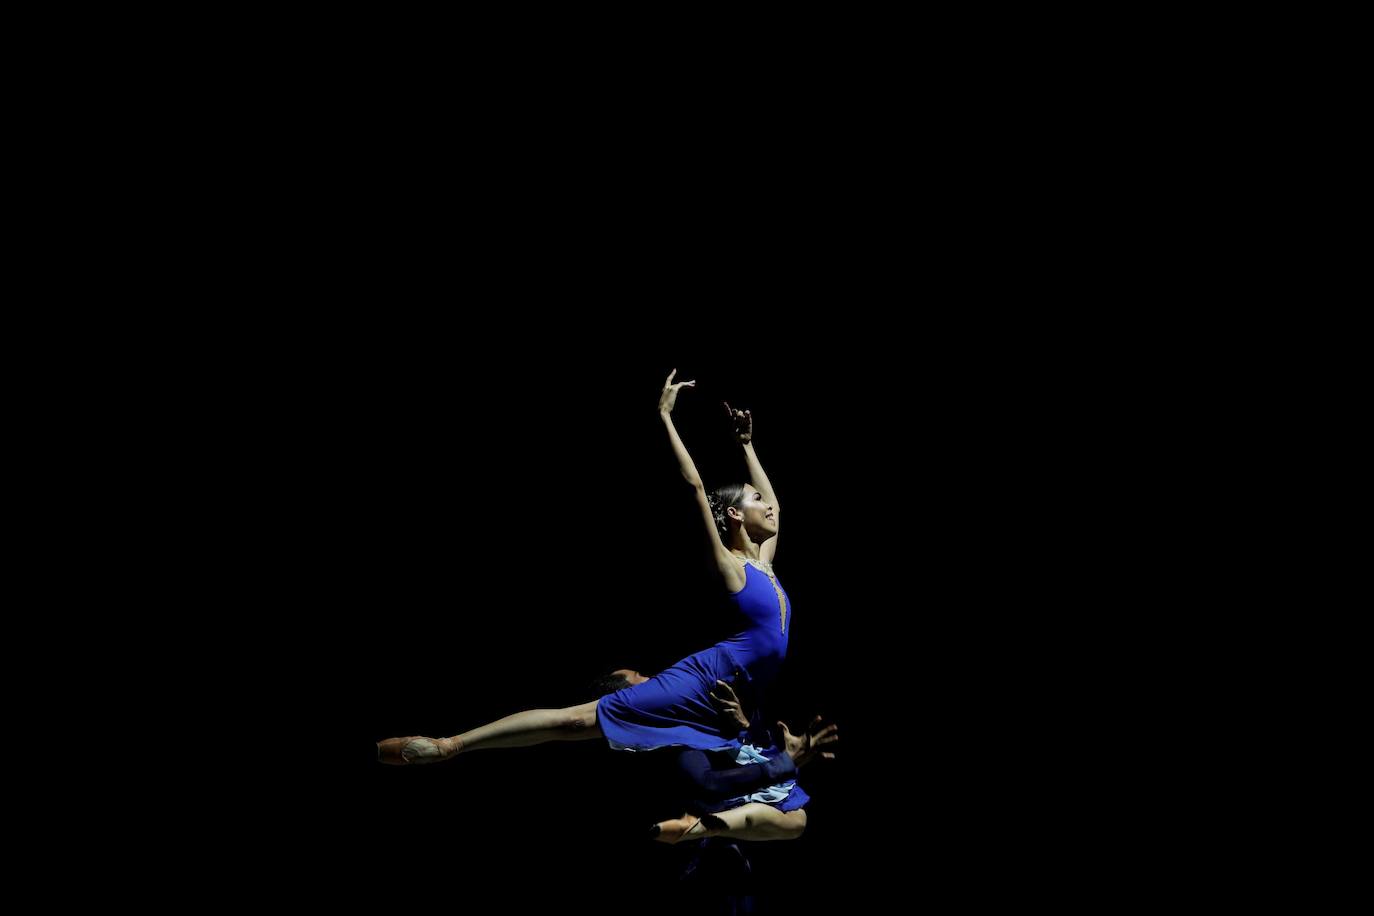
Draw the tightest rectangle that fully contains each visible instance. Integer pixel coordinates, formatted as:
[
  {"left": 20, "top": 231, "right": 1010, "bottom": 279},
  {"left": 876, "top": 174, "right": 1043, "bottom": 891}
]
[
  {"left": 376, "top": 736, "right": 460, "bottom": 765},
  {"left": 650, "top": 813, "right": 710, "bottom": 844}
]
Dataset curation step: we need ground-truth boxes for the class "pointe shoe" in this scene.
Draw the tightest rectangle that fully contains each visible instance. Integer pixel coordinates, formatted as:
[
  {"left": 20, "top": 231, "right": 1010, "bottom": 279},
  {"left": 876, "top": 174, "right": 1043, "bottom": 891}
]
[
  {"left": 376, "top": 736, "right": 458, "bottom": 765},
  {"left": 650, "top": 813, "right": 706, "bottom": 845}
]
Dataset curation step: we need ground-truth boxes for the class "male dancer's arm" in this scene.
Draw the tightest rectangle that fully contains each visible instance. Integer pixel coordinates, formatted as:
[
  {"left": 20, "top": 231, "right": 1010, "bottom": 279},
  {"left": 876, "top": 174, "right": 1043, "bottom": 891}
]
[{"left": 673, "top": 680, "right": 838, "bottom": 802}]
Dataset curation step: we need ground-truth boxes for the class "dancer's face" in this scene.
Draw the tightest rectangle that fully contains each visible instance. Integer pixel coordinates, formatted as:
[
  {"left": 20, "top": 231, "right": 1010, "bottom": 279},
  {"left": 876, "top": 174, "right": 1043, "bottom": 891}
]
[
  {"left": 613, "top": 668, "right": 650, "bottom": 686},
  {"left": 731, "top": 484, "right": 777, "bottom": 538}
]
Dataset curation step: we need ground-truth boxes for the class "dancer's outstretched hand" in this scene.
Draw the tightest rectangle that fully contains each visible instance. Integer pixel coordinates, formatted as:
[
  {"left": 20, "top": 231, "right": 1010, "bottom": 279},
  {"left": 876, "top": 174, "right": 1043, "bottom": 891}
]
[
  {"left": 778, "top": 716, "right": 839, "bottom": 768},
  {"left": 659, "top": 368, "right": 696, "bottom": 414},
  {"left": 723, "top": 401, "right": 752, "bottom": 444}
]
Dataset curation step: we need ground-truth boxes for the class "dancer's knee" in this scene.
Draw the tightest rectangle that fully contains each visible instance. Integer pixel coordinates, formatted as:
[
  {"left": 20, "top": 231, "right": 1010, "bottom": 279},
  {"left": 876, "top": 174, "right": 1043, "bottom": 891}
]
[{"left": 560, "top": 701, "right": 599, "bottom": 734}]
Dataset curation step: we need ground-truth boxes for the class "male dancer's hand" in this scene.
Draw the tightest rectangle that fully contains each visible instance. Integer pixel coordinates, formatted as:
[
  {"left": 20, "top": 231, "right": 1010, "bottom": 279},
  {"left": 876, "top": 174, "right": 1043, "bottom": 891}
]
[
  {"left": 710, "top": 678, "right": 750, "bottom": 730},
  {"left": 778, "top": 716, "right": 839, "bottom": 768}
]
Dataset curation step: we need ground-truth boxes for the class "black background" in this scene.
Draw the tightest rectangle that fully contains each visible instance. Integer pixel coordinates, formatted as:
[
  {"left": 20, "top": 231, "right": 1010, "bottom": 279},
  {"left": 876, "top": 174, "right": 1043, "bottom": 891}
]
[
  {"left": 242, "top": 323, "right": 1174, "bottom": 908},
  {"left": 72, "top": 23, "right": 1228, "bottom": 905}
]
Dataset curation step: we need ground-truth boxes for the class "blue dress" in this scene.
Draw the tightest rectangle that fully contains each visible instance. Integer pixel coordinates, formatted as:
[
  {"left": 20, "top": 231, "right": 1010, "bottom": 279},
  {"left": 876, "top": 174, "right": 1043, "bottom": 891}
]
[{"left": 597, "top": 559, "right": 791, "bottom": 752}]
